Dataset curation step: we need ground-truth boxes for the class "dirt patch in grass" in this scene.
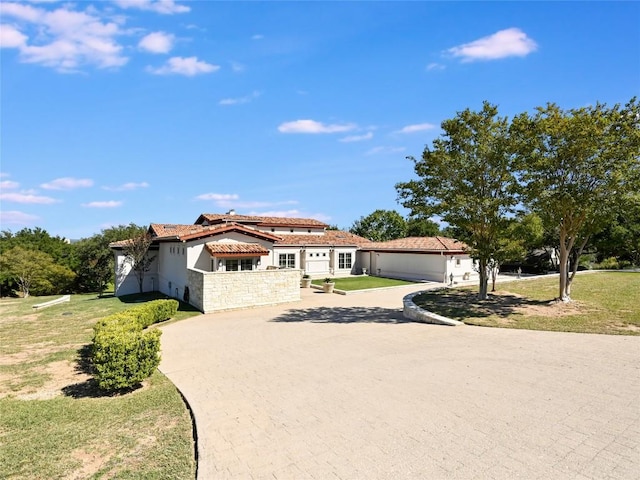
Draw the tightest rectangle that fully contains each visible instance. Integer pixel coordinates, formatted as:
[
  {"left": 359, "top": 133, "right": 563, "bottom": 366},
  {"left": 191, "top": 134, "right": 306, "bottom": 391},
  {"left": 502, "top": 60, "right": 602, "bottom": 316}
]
[
  {"left": 69, "top": 447, "right": 110, "bottom": 480},
  {"left": 0, "top": 342, "right": 60, "bottom": 366},
  {"left": 10, "top": 360, "right": 92, "bottom": 400}
]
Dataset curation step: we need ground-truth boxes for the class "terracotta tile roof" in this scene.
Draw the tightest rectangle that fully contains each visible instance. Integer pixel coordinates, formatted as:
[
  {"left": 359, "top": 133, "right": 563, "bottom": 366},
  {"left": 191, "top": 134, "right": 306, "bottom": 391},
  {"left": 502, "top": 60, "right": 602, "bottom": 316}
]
[
  {"left": 196, "top": 213, "right": 328, "bottom": 228},
  {"left": 275, "top": 230, "right": 372, "bottom": 247},
  {"left": 150, "top": 222, "right": 281, "bottom": 242},
  {"left": 360, "top": 236, "right": 468, "bottom": 252},
  {"left": 205, "top": 242, "right": 270, "bottom": 256}
]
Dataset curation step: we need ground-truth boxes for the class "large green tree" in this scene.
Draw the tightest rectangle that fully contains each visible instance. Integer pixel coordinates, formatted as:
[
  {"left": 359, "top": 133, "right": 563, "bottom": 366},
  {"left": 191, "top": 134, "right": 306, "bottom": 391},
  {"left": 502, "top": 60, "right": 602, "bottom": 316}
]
[
  {"left": 396, "top": 102, "right": 519, "bottom": 300},
  {"left": 349, "top": 209, "right": 407, "bottom": 242},
  {"left": 74, "top": 224, "right": 146, "bottom": 295},
  {"left": 406, "top": 216, "right": 441, "bottom": 237},
  {"left": 512, "top": 98, "right": 640, "bottom": 301},
  {"left": 0, "top": 247, "right": 75, "bottom": 297}
]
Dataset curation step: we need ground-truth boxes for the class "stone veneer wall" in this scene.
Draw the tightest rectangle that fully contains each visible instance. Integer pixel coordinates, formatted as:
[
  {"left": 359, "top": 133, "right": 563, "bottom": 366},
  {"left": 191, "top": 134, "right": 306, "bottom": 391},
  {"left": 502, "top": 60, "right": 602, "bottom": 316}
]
[{"left": 187, "top": 268, "right": 300, "bottom": 313}]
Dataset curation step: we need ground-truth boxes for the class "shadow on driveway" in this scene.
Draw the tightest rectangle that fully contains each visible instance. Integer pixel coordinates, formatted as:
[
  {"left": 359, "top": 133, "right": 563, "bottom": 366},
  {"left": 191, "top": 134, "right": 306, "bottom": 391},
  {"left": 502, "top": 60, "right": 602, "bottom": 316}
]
[{"left": 271, "top": 306, "right": 411, "bottom": 324}]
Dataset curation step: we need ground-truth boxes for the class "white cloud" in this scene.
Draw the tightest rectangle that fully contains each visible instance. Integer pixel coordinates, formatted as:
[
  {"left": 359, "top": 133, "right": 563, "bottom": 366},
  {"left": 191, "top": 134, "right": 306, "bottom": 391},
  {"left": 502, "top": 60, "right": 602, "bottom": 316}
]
[
  {"left": 251, "top": 34, "right": 263, "bottom": 40},
  {"left": 112, "top": 0, "right": 190, "bottom": 15},
  {"left": 366, "top": 146, "right": 406, "bottom": 156},
  {"left": 0, "top": 179, "right": 20, "bottom": 189},
  {"left": 448, "top": 28, "right": 537, "bottom": 62},
  {"left": 395, "top": 123, "right": 436, "bottom": 134},
  {"left": 0, "top": 24, "right": 28, "bottom": 48},
  {"left": 426, "top": 62, "right": 445, "bottom": 71},
  {"left": 1, "top": 2, "right": 128, "bottom": 71},
  {"left": 103, "top": 181, "right": 149, "bottom": 191},
  {"left": 0, "top": 210, "right": 40, "bottom": 225},
  {"left": 0, "top": 192, "right": 59, "bottom": 204},
  {"left": 41, "top": 177, "right": 94, "bottom": 190},
  {"left": 339, "top": 132, "right": 373, "bottom": 143},
  {"left": 219, "top": 90, "right": 261, "bottom": 106},
  {"left": 278, "top": 119, "right": 357, "bottom": 134},
  {"left": 139, "top": 31, "right": 174, "bottom": 54},
  {"left": 82, "top": 200, "right": 123, "bottom": 208},
  {"left": 230, "top": 61, "right": 245, "bottom": 72},
  {"left": 147, "top": 56, "right": 219, "bottom": 76},
  {"left": 196, "top": 193, "right": 239, "bottom": 201},
  {"left": 196, "top": 193, "right": 298, "bottom": 211}
]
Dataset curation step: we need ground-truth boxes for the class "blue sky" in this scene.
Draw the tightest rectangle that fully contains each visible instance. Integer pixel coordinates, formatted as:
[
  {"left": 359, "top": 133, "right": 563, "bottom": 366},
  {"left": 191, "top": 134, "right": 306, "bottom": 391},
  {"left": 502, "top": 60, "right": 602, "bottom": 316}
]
[{"left": 1, "top": 0, "right": 638, "bottom": 239}]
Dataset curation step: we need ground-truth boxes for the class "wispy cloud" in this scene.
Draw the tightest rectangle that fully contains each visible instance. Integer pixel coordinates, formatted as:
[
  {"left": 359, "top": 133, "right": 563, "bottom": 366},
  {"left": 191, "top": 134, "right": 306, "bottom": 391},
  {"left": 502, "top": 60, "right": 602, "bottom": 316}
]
[
  {"left": 230, "top": 61, "right": 245, "bottom": 73},
  {"left": 0, "top": 192, "right": 59, "bottom": 204},
  {"left": 41, "top": 177, "right": 93, "bottom": 190},
  {"left": 395, "top": 123, "right": 436, "bottom": 134},
  {"left": 0, "top": 2, "right": 128, "bottom": 72},
  {"left": 219, "top": 90, "right": 261, "bottom": 106},
  {"left": 278, "top": 119, "right": 356, "bottom": 134},
  {"left": 196, "top": 193, "right": 298, "bottom": 211},
  {"left": 112, "top": 0, "right": 190, "bottom": 15},
  {"left": 139, "top": 31, "right": 174, "bottom": 54},
  {"left": 0, "top": 210, "right": 40, "bottom": 225},
  {"left": 0, "top": 179, "right": 20, "bottom": 189},
  {"left": 195, "top": 193, "right": 239, "bottom": 201},
  {"left": 102, "top": 181, "right": 149, "bottom": 191},
  {"left": 147, "top": 56, "right": 219, "bottom": 76},
  {"left": 366, "top": 146, "right": 406, "bottom": 156},
  {"left": 426, "top": 62, "right": 445, "bottom": 71},
  {"left": 448, "top": 28, "right": 537, "bottom": 62},
  {"left": 251, "top": 34, "right": 264, "bottom": 40},
  {"left": 339, "top": 132, "right": 373, "bottom": 143},
  {"left": 81, "top": 200, "right": 123, "bottom": 208}
]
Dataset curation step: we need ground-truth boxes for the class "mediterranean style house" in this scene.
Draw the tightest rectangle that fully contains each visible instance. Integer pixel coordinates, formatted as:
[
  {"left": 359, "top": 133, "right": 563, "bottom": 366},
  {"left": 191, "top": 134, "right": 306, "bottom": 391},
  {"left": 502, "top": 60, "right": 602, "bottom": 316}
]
[{"left": 111, "top": 211, "right": 477, "bottom": 313}]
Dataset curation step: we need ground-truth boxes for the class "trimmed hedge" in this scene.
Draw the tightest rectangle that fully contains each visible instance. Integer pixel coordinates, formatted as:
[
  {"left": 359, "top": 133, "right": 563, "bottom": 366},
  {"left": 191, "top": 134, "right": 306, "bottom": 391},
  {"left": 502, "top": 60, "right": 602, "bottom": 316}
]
[{"left": 92, "top": 299, "right": 179, "bottom": 391}]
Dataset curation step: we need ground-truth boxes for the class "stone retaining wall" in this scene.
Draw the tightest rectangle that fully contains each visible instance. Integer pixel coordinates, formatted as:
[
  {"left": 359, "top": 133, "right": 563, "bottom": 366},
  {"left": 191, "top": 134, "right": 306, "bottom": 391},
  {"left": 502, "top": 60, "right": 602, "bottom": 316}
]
[
  {"left": 187, "top": 268, "right": 300, "bottom": 313},
  {"left": 402, "top": 290, "right": 463, "bottom": 326}
]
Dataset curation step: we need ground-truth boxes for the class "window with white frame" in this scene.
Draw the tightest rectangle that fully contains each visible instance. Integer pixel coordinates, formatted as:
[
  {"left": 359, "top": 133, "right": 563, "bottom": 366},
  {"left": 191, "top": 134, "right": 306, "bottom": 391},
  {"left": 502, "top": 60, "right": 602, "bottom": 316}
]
[
  {"left": 338, "top": 252, "right": 352, "bottom": 269},
  {"left": 279, "top": 253, "right": 295, "bottom": 268}
]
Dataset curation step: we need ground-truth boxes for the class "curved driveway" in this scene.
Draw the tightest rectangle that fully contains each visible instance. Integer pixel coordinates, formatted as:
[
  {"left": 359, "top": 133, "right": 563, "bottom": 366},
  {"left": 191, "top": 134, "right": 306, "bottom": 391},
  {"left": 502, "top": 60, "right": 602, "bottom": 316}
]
[{"left": 159, "top": 285, "right": 640, "bottom": 479}]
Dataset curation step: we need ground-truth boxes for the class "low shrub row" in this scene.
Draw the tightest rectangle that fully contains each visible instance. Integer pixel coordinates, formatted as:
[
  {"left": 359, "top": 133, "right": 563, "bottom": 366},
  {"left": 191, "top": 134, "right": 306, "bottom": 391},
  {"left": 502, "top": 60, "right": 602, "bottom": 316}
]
[{"left": 91, "top": 299, "right": 179, "bottom": 391}]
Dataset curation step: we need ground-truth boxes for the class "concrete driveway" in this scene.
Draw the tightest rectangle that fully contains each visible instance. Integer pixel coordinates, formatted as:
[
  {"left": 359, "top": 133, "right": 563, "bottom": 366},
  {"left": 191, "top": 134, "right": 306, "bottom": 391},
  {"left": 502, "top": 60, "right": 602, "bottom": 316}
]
[{"left": 159, "top": 285, "right": 640, "bottom": 479}]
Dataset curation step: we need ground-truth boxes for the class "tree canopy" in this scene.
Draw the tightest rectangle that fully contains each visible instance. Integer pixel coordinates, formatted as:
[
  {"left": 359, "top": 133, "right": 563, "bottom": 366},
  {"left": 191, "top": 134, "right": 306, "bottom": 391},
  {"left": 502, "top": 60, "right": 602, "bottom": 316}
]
[
  {"left": 349, "top": 209, "right": 407, "bottom": 242},
  {"left": 396, "top": 101, "right": 519, "bottom": 300},
  {"left": 511, "top": 98, "right": 640, "bottom": 300}
]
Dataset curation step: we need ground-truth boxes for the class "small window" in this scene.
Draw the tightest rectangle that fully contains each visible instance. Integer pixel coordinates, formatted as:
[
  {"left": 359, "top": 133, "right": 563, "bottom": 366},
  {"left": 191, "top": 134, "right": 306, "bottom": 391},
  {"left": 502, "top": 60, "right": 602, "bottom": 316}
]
[
  {"left": 182, "top": 247, "right": 185, "bottom": 255},
  {"left": 240, "top": 258, "right": 253, "bottom": 271},
  {"left": 290, "top": 229, "right": 294, "bottom": 233},
  {"left": 308, "top": 229, "right": 311, "bottom": 233},
  {"left": 323, "top": 253, "right": 326, "bottom": 257},
  {"left": 226, "top": 259, "right": 239, "bottom": 271},
  {"left": 271, "top": 228, "right": 275, "bottom": 232},
  {"left": 338, "top": 253, "right": 352, "bottom": 269},
  {"left": 279, "top": 253, "right": 295, "bottom": 268},
  {"left": 455, "top": 258, "right": 461, "bottom": 267}
]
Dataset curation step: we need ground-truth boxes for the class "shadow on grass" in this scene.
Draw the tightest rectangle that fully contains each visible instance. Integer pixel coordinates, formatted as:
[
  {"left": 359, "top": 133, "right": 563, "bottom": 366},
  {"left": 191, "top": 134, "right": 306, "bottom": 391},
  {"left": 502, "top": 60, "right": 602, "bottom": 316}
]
[
  {"left": 413, "top": 289, "right": 550, "bottom": 321},
  {"left": 62, "top": 344, "right": 142, "bottom": 399},
  {"left": 271, "top": 306, "right": 411, "bottom": 324}
]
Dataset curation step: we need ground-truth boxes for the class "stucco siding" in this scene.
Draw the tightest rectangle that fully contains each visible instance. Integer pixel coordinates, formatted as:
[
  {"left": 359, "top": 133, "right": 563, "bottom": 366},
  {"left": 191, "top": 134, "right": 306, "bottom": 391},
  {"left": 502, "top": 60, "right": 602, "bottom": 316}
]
[
  {"left": 114, "top": 251, "right": 159, "bottom": 296},
  {"left": 368, "top": 252, "right": 446, "bottom": 282}
]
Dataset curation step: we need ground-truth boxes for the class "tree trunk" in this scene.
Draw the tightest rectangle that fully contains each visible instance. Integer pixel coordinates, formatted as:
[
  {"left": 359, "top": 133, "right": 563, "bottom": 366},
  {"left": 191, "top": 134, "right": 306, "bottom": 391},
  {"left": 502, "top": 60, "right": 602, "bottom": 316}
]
[
  {"left": 566, "top": 236, "right": 589, "bottom": 299},
  {"left": 478, "top": 258, "right": 488, "bottom": 300},
  {"left": 558, "top": 228, "right": 575, "bottom": 302}
]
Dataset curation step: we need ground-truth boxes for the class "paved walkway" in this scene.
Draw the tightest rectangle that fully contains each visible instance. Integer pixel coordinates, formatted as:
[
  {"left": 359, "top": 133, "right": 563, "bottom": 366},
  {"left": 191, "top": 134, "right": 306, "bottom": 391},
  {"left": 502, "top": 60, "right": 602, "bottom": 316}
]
[{"left": 159, "top": 284, "right": 640, "bottom": 479}]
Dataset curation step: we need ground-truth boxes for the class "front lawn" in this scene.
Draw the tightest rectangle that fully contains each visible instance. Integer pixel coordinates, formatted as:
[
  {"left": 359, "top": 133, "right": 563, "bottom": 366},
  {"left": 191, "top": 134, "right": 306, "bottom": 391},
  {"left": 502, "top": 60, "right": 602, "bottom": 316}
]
[
  {"left": 312, "top": 276, "right": 417, "bottom": 291},
  {"left": 413, "top": 272, "right": 640, "bottom": 335},
  {"left": 0, "top": 292, "right": 200, "bottom": 479}
]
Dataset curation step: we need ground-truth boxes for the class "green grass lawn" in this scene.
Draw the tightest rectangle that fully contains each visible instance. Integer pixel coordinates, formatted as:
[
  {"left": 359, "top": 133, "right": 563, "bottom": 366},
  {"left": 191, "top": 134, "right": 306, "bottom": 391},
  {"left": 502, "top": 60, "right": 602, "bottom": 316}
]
[
  {"left": 413, "top": 272, "right": 640, "bottom": 335},
  {"left": 0, "top": 292, "right": 201, "bottom": 479},
  {"left": 312, "top": 276, "right": 418, "bottom": 291}
]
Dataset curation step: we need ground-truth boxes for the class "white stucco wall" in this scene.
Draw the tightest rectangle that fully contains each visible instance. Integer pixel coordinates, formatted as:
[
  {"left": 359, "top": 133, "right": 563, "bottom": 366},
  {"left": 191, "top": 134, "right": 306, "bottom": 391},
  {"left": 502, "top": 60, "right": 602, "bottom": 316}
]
[
  {"left": 186, "top": 233, "right": 276, "bottom": 272},
  {"left": 157, "top": 242, "right": 188, "bottom": 299},
  {"left": 114, "top": 250, "right": 159, "bottom": 296}
]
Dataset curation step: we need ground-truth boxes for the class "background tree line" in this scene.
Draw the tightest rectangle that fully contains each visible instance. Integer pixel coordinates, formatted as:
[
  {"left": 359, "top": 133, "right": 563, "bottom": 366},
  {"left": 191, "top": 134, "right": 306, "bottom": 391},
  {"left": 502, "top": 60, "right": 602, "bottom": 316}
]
[{"left": 0, "top": 224, "right": 145, "bottom": 297}]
